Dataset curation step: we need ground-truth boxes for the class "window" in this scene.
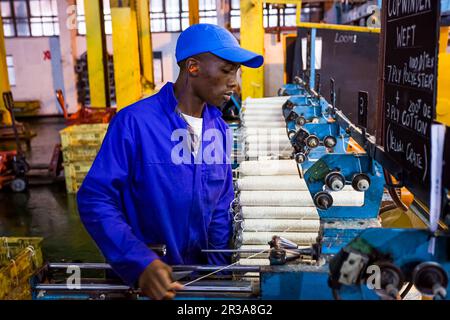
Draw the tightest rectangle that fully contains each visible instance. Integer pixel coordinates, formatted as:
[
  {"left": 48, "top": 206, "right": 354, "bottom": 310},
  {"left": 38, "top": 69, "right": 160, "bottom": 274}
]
[
  {"left": 6, "top": 55, "right": 16, "bottom": 86},
  {"left": 199, "top": 0, "right": 217, "bottom": 25},
  {"left": 1, "top": 0, "right": 59, "bottom": 37},
  {"left": 263, "top": 3, "right": 296, "bottom": 28},
  {"left": 153, "top": 51, "right": 163, "bottom": 84},
  {"left": 150, "top": 0, "right": 189, "bottom": 32},
  {"left": 75, "top": 0, "right": 112, "bottom": 35},
  {"left": 76, "top": 0, "right": 217, "bottom": 34},
  {"left": 230, "top": 2, "right": 321, "bottom": 30}
]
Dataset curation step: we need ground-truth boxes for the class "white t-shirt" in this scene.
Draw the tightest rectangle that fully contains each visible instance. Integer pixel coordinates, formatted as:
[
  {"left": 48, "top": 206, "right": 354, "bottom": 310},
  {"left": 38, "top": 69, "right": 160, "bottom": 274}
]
[{"left": 182, "top": 113, "right": 203, "bottom": 156}]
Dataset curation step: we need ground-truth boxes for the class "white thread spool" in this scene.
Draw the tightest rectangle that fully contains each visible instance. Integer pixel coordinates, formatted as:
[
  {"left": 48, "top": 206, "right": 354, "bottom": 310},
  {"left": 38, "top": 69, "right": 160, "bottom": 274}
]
[
  {"left": 239, "top": 160, "right": 298, "bottom": 176},
  {"left": 239, "top": 191, "right": 316, "bottom": 207},
  {"left": 239, "top": 232, "right": 318, "bottom": 245},
  {"left": 237, "top": 176, "right": 306, "bottom": 191},
  {"left": 243, "top": 219, "right": 320, "bottom": 232},
  {"left": 240, "top": 206, "right": 318, "bottom": 219}
]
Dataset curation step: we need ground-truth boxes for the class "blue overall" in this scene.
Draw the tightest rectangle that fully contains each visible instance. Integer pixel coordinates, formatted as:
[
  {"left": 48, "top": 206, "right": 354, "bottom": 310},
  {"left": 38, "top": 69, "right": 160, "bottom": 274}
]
[{"left": 77, "top": 82, "right": 234, "bottom": 285}]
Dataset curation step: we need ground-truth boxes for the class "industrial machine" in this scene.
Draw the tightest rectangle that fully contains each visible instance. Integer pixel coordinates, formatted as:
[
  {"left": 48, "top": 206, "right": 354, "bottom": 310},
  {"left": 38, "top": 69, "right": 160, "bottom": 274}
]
[{"left": 30, "top": 1, "right": 450, "bottom": 301}]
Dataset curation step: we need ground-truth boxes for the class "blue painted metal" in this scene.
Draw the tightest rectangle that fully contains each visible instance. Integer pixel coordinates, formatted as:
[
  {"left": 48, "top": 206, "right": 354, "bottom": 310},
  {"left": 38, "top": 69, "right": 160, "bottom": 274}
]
[
  {"left": 260, "top": 264, "right": 379, "bottom": 300},
  {"left": 442, "top": 0, "right": 450, "bottom": 13},
  {"left": 279, "top": 83, "right": 307, "bottom": 96},
  {"left": 303, "top": 154, "right": 385, "bottom": 219},
  {"left": 49, "top": 37, "right": 66, "bottom": 115}
]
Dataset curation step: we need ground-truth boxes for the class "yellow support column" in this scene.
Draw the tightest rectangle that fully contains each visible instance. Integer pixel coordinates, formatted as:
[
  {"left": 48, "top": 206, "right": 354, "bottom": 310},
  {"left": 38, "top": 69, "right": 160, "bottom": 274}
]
[
  {"left": 84, "top": 0, "right": 110, "bottom": 107},
  {"left": 189, "top": 0, "right": 199, "bottom": 25},
  {"left": 110, "top": 0, "right": 142, "bottom": 110},
  {"left": 136, "top": 0, "right": 155, "bottom": 96},
  {"left": 437, "top": 27, "right": 450, "bottom": 126},
  {"left": 0, "top": 13, "right": 12, "bottom": 125},
  {"left": 240, "top": 0, "right": 264, "bottom": 99}
]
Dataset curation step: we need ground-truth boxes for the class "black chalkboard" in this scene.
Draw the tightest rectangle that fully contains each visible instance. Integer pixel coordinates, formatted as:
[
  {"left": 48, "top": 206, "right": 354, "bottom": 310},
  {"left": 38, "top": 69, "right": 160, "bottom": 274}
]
[
  {"left": 358, "top": 91, "right": 369, "bottom": 129},
  {"left": 382, "top": 0, "right": 441, "bottom": 204},
  {"left": 294, "top": 27, "right": 380, "bottom": 135}
]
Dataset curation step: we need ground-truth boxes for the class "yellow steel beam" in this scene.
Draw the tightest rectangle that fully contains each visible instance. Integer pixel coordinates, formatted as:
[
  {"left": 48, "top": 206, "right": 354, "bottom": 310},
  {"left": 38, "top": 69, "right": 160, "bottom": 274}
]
[
  {"left": 437, "top": 27, "right": 450, "bottom": 126},
  {"left": 240, "top": 0, "right": 264, "bottom": 99},
  {"left": 189, "top": 0, "right": 200, "bottom": 25},
  {"left": 110, "top": 0, "right": 142, "bottom": 110},
  {"left": 0, "top": 13, "right": 12, "bottom": 125},
  {"left": 84, "top": 0, "right": 110, "bottom": 107},
  {"left": 297, "top": 22, "right": 381, "bottom": 33},
  {"left": 296, "top": 0, "right": 302, "bottom": 25},
  {"left": 136, "top": 0, "right": 155, "bottom": 96}
]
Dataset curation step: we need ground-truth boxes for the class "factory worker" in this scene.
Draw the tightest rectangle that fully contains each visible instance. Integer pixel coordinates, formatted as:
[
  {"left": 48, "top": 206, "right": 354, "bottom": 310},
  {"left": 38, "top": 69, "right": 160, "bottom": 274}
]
[{"left": 77, "top": 24, "right": 263, "bottom": 300}]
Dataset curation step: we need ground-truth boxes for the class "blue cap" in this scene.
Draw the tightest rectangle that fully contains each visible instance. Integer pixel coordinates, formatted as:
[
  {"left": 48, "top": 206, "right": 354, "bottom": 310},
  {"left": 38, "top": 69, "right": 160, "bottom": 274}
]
[{"left": 176, "top": 24, "right": 264, "bottom": 68}]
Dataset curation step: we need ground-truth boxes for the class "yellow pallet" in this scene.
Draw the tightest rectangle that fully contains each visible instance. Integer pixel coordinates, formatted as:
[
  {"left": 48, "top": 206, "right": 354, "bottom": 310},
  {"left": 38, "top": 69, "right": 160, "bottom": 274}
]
[
  {"left": 62, "top": 146, "right": 101, "bottom": 163},
  {"left": 0, "top": 237, "right": 43, "bottom": 300},
  {"left": 59, "top": 124, "right": 108, "bottom": 149}
]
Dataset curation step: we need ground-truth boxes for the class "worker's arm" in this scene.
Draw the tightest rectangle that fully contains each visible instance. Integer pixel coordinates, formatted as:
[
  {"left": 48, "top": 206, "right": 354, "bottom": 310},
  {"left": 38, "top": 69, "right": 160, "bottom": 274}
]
[
  {"left": 77, "top": 112, "right": 180, "bottom": 299},
  {"left": 207, "top": 163, "right": 234, "bottom": 265}
]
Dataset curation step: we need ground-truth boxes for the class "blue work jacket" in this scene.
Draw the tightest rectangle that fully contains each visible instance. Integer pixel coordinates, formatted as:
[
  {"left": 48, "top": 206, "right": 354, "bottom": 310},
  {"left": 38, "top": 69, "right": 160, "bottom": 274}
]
[{"left": 77, "top": 82, "right": 234, "bottom": 286}]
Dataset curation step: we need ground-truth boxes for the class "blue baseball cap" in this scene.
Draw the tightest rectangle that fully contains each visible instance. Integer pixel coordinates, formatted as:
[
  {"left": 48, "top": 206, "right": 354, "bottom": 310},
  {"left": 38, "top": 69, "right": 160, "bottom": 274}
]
[{"left": 176, "top": 24, "right": 264, "bottom": 68}]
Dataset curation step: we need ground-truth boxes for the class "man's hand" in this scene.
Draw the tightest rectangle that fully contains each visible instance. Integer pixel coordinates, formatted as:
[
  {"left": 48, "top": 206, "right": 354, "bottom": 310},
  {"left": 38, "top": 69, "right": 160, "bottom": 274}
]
[{"left": 138, "top": 259, "right": 184, "bottom": 300}]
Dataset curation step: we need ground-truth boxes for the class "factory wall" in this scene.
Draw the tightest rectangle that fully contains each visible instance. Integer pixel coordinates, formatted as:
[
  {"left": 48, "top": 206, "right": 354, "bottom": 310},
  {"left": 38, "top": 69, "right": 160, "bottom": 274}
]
[
  {"left": 5, "top": 37, "right": 63, "bottom": 116},
  {"left": 5, "top": 31, "right": 288, "bottom": 115}
]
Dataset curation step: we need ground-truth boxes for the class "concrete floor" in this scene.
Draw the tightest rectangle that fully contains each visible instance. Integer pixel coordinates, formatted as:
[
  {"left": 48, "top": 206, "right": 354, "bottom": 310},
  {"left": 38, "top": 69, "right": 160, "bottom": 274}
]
[{"left": 0, "top": 117, "right": 103, "bottom": 263}]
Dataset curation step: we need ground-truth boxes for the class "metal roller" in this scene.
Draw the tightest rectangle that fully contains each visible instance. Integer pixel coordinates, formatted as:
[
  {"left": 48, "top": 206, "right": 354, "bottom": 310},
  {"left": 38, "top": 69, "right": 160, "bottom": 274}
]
[
  {"left": 239, "top": 160, "right": 298, "bottom": 176},
  {"left": 238, "top": 232, "right": 318, "bottom": 245},
  {"left": 239, "top": 191, "right": 316, "bottom": 207},
  {"left": 240, "top": 206, "right": 318, "bottom": 219},
  {"left": 243, "top": 219, "right": 320, "bottom": 232}
]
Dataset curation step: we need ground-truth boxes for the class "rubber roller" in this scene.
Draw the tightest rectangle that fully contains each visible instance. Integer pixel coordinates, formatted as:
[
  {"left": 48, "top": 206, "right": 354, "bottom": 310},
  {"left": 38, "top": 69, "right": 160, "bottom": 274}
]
[
  {"left": 238, "top": 232, "right": 318, "bottom": 245},
  {"left": 240, "top": 206, "right": 319, "bottom": 219},
  {"left": 325, "top": 171, "right": 346, "bottom": 191},
  {"left": 317, "top": 190, "right": 365, "bottom": 208},
  {"left": 236, "top": 176, "right": 307, "bottom": 191},
  {"left": 323, "top": 135, "right": 337, "bottom": 148},
  {"left": 305, "top": 135, "right": 320, "bottom": 149},
  {"left": 239, "top": 191, "right": 316, "bottom": 207},
  {"left": 239, "top": 160, "right": 299, "bottom": 176},
  {"left": 242, "top": 219, "right": 320, "bottom": 232},
  {"left": 351, "top": 173, "right": 371, "bottom": 191}
]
